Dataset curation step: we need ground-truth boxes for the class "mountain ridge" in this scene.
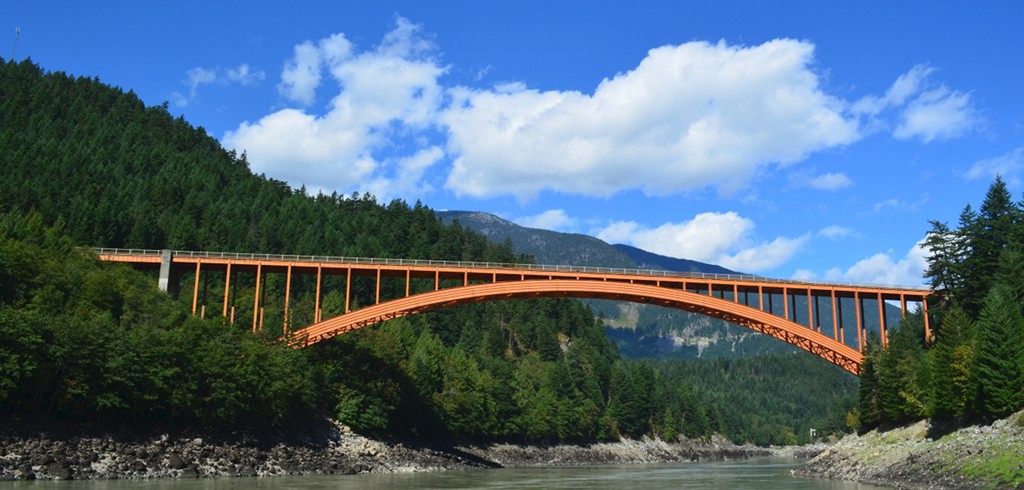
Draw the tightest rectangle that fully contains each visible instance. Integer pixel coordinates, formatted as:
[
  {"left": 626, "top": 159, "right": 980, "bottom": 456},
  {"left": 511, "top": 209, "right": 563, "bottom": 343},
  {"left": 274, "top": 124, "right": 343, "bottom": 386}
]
[{"left": 436, "top": 210, "right": 785, "bottom": 359}]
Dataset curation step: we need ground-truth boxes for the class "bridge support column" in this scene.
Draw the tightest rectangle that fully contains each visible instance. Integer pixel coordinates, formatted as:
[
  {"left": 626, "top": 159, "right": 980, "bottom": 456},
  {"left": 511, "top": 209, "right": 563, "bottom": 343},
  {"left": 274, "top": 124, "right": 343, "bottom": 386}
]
[{"left": 158, "top": 250, "right": 180, "bottom": 298}]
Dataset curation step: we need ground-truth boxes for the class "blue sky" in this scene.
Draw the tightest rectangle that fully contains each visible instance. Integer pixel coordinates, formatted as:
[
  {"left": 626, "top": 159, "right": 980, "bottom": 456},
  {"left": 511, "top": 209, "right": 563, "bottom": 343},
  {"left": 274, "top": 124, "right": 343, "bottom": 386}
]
[{"left": 9, "top": 2, "right": 1024, "bottom": 286}]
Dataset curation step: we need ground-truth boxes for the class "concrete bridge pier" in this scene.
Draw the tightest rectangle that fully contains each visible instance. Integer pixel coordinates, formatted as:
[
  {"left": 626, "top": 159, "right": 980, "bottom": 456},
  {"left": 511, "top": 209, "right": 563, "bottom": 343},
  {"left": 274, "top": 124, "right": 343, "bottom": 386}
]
[{"left": 158, "top": 249, "right": 181, "bottom": 298}]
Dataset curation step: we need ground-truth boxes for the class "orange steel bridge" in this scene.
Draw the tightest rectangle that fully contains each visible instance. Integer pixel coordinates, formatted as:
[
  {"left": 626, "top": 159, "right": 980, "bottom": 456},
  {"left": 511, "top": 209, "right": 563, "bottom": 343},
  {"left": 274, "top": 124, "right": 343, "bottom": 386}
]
[{"left": 96, "top": 248, "right": 932, "bottom": 375}]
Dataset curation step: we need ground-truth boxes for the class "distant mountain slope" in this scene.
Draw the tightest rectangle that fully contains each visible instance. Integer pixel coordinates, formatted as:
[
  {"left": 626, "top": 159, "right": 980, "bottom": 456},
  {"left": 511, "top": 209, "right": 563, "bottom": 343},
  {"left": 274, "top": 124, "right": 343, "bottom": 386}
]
[
  {"left": 437, "top": 211, "right": 791, "bottom": 359},
  {"left": 614, "top": 244, "right": 737, "bottom": 274},
  {"left": 437, "top": 211, "right": 636, "bottom": 268}
]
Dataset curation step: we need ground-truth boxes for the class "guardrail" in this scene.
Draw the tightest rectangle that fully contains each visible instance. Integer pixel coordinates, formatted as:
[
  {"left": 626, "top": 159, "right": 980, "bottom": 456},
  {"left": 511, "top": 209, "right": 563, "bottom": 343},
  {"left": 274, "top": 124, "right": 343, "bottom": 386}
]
[{"left": 91, "top": 247, "right": 931, "bottom": 292}]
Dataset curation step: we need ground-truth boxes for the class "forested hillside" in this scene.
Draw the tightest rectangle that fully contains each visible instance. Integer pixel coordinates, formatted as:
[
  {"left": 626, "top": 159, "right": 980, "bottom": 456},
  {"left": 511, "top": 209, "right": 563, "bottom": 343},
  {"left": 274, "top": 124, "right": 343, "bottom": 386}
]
[
  {"left": 856, "top": 177, "right": 1024, "bottom": 430},
  {"left": 0, "top": 58, "right": 855, "bottom": 445}
]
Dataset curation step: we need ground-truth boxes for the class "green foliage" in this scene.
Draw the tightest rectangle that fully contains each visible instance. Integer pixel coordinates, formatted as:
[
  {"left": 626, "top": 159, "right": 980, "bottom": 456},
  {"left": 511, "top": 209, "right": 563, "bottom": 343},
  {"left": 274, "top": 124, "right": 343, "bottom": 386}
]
[
  {"left": 862, "top": 176, "right": 1024, "bottom": 430},
  {"left": 876, "top": 315, "right": 929, "bottom": 424},
  {"left": 0, "top": 212, "right": 317, "bottom": 427},
  {"left": 972, "top": 285, "right": 1024, "bottom": 418},
  {"left": 929, "top": 304, "right": 975, "bottom": 421},
  {"left": 679, "top": 353, "right": 857, "bottom": 444}
]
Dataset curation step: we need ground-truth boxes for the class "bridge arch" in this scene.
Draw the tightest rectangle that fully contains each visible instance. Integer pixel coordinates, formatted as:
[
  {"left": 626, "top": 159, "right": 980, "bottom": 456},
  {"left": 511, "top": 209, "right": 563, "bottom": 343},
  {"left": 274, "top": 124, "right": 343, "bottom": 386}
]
[{"left": 290, "top": 279, "right": 864, "bottom": 375}]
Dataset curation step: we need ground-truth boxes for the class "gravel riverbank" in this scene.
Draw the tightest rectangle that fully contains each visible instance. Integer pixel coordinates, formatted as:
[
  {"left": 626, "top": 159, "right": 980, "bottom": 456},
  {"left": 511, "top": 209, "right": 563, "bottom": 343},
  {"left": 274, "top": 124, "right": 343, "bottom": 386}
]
[
  {"left": 0, "top": 420, "right": 802, "bottom": 481},
  {"left": 0, "top": 420, "right": 492, "bottom": 480},
  {"left": 794, "top": 410, "right": 1024, "bottom": 489}
]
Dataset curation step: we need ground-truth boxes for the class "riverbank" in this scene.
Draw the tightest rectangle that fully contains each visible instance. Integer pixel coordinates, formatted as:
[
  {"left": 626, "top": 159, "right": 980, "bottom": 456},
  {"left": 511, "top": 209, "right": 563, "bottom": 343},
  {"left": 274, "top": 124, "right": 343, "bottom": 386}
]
[
  {"left": 0, "top": 419, "right": 799, "bottom": 481},
  {"left": 794, "top": 410, "right": 1024, "bottom": 489}
]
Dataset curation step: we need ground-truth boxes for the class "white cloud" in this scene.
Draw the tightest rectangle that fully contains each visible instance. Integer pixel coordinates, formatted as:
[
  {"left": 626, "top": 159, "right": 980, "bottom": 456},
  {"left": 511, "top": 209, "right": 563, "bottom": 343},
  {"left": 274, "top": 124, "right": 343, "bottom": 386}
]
[
  {"left": 794, "top": 171, "right": 853, "bottom": 190},
  {"left": 171, "top": 64, "right": 266, "bottom": 107},
  {"left": 279, "top": 40, "right": 328, "bottom": 105},
  {"left": 792, "top": 269, "right": 817, "bottom": 281},
  {"left": 224, "top": 17, "right": 446, "bottom": 195},
  {"left": 365, "top": 146, "right": 444, "bottom": 202},
  {"left": 818, "top": 225, "right": 857, "bottom": 240},
  {"left": 515, "top": 209, "right": 577, "bottom": 232},
  {"left": 225, "top": 64, "right": 265, "bottom": 86},
  {"left": 186, "top": 67, "right": 217, "bottom": 93},
  {"left": 718, "top": 235, "right": 809, "bottom": 272},
  {"left": 824, "top": 242, "right": 928, "bottom": 287},
  {"left": 894, "top": 87, "right": 976, "bottom": 143},
  {"left": 217, "top": 22, "right": 979, "bottom": 203},
  {"left": 851, "top": 64, "right": 934, "bottom": 117},
  {"left": 442, "top": 39, "right": 860, "bottom": 200},
  {"left": 872, "top": 194, "right": 929, "bottom": 213},
  {"left": 593, "top": 211, "right": 807, "bottom": 272},
  {"left": 225, "top": 108, "right": 378, "bottom": 190},
  {"left": 964, "top": 147, "right": 1024, "bottom": 186},
  {"left": 853, "top": 64, "right": 977, "bottom": 143}
]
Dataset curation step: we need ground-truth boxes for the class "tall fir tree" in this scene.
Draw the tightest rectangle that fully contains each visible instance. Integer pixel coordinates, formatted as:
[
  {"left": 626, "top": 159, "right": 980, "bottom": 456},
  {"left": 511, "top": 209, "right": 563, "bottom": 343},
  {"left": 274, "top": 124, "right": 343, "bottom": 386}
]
[
  {"left": 857, "top": 334, "right": 882, "bottom": 429},
  {"left": 928, "top": 304, "right": 975, "bottom": 421},
  {"left": 923, "top": 219, "right": 965, "bottom": 309},
  {"left": 961, "top": 177, "right": 1019, "bottom": 316},
  {"left": 972, "top": 284, "right": 1024, "bottom": 419}
]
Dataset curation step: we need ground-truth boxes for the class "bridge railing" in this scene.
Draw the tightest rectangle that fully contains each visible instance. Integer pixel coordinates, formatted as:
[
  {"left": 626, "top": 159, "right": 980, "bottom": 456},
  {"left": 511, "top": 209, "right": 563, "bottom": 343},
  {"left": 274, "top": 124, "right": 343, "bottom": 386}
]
[{"left": 91, "top": 247, "right": 930, "bottom": 292}]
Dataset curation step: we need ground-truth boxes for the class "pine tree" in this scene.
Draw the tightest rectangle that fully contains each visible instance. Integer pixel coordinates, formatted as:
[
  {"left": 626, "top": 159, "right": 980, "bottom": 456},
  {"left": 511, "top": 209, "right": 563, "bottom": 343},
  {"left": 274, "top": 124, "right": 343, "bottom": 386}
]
[
  {"left": 973, "top": 284, "right": 1024, "bottom": 419},
  {"left": 875, "top": 319, "right": 929, "bottom": 425},
  {"left": 923, "top": 220, "right": 965, "bottom": 307},
  {"left": 928, "top": 304, "right": 975, "bottom": 421},
  {"left": 857, "top": 334, "right": 882, "bottom": 429},
  {"left": 961, "top": 178, "right": 1020, "bottom": 315}
]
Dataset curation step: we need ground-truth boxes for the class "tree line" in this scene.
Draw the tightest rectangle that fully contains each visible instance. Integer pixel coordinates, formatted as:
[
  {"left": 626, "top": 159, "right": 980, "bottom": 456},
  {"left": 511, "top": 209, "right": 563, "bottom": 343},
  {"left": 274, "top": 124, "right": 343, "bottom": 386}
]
[{"left": 856, "top": 177, "right": 1024, "bottom": 429}]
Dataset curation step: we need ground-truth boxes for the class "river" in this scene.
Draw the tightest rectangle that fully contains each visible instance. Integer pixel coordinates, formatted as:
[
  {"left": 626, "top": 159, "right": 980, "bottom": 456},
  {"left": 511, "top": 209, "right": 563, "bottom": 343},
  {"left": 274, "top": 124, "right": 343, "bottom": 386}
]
[{"left": 1, "top": 458, "right": 887, "bottom": 489}]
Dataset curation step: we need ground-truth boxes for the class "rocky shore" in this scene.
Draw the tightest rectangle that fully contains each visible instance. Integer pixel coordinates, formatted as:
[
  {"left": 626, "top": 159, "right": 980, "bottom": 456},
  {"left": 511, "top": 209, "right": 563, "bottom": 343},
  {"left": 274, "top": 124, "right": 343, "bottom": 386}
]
[
  {"left": 460, "top": 435, "right": 779, "bottom": 468},
  {"left": 794, "top": 410, "right": 1024, "bottom": 489},
  {"left": 0, "top": 420, "right": 795, "bottom": 481}
]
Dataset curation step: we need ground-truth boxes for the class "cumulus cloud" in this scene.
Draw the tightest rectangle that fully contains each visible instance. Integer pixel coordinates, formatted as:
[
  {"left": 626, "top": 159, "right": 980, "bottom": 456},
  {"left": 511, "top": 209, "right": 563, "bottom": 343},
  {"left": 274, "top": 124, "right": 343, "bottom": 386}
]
[
  {"left": 442, "top": 39, "right": 860, "bottom": 200},
  {"left": 279, "top": 43, "right": 324, "bottom": 105},
  {"left": 594, "top": 211, "right": 807, "bottom": 272},
  {"left": 515, "top": 209, "right": 577, "bottom": 231},
  {"left": 853, "top": 64, "right": 977, "bottom": 143},
  {"left": 171, "top": 64, "right": 266, "bottom": 107},
  {"left": 964, "top": 147, "right": 1024, "bottom": 186},
  {"left": 364, "top": 146, "right": 444, "bottom": 202},
  {"left": 217, "top": 21, "right": 979, "bottom": 203},
  {"left": 223, "top": 17, "right": 446, "bottom": 194},
  {"left": 824, "top": 242, "right": 928, "bottom": 287}
]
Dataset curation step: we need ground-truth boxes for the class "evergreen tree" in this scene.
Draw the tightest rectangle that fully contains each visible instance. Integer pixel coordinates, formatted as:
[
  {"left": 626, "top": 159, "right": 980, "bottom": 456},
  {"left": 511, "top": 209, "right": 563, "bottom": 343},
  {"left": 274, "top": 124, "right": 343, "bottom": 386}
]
[
  {"left": 923, "top": 220, "right": 965, "bottom": 307},
  {"left": 928, "top": 304, "right": 975, "bottom": 421},
  {"left": 972, "top": 284, "right": 1024, "bottom": 419},
  {"left": 857, "top": 334, "right": 882, "bottom": 429},
  {"left": 961, "top": 178, "right": 1019, "bottom": 315}
]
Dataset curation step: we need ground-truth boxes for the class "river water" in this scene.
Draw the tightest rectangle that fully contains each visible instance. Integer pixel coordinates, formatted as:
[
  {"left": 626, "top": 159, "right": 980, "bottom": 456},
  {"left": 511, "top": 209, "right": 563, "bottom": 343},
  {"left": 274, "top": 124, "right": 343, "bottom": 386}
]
[{"left": 1, "top": 458, "right": 886, "bottom": 489}]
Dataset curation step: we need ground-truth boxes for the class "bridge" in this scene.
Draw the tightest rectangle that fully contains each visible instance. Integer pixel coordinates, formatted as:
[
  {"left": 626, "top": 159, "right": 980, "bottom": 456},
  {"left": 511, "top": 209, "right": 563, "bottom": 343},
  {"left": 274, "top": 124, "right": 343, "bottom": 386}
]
[{"left": 96, "top": 248, "right": 932, "bottom": 375}]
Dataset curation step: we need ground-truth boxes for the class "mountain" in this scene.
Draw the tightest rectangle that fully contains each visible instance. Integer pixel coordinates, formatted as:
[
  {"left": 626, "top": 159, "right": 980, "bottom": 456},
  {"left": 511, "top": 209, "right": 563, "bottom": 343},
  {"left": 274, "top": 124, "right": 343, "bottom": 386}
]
[
  {"left": 437, "top": 210, "right": 792, "bottom": 359},
  {"left": 614, "top": 244, "right": 736, "bottom": 274},
  {"left": 437, "top": 211, "right": 636, "bottom": 268}
]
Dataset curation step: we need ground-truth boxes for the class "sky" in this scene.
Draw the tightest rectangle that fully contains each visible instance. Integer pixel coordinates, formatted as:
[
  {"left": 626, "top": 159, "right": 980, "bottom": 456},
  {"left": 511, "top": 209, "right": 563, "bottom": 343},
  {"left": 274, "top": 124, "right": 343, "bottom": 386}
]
[{"left": 8, "top": 1, "right": 1024, "bottom": 287}]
